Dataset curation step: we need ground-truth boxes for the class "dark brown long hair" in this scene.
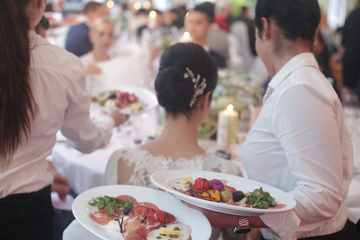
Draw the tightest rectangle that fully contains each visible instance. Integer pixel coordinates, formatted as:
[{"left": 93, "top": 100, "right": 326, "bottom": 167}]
[{"left": 0, "top": 0, "right": 34, "bottom": 167}]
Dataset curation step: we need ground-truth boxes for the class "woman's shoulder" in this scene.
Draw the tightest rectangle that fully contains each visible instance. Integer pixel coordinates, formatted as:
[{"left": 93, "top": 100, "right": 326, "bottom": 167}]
[
  {"left": 30, "top": 32, "right": 84, "bottom": 79},
  {"left": 109, "top": 147, "right": 157, "bottom": 163}
]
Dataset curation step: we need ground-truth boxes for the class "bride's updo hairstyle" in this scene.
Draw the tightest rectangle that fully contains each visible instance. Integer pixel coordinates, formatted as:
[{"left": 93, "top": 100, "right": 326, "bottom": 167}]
[
  {"left": 255, "top": 0, "right": 320, "bottom": 49},
  {"left": 155, "top": 43, "right": 218, "bottom": 117}
]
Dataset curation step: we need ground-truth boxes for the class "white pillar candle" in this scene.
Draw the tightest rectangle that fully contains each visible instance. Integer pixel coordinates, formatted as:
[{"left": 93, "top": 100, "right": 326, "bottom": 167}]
[{"left": 217, "top": 104, "right": 239, "bottom": 155}]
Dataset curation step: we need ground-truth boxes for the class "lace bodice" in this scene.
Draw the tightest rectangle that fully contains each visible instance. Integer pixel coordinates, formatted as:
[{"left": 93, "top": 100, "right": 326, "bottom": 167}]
[{"left": 105, "top": 147, "right": 241, "bottom": 188}]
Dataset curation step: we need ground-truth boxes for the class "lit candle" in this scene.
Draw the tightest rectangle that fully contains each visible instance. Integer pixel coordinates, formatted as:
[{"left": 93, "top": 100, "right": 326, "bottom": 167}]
[{"left": 217, "top": 104, "right": 238, "bottom": 155}]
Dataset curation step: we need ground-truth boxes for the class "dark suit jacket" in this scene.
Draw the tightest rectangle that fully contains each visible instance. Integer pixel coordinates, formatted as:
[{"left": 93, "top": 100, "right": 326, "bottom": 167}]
[
  {"left": 65, "top": 23, "right": 92, "bottom": 57},
  {"left": 209, "top": 50, "right": 227, "bottom": 68}
]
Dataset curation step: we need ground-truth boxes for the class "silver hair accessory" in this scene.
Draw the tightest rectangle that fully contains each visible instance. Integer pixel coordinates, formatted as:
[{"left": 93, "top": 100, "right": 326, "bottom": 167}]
[{"left": 184, "top": 67, "right": 207, "bottom": 108}]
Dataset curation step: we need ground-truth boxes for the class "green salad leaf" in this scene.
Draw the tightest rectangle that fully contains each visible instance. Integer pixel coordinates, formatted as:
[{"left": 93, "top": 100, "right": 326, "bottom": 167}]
[
  {"left": 246, "top": 187, "right": 277, "bottom": 209},
  {"left": 88, "top": 195, "right": 134, "bottom": 216}
]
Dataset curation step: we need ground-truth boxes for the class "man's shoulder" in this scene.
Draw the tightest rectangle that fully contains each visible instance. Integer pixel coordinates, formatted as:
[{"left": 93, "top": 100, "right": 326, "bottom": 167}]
[{"left": 68, "top": 22, "right": 89, "bottom": 33}]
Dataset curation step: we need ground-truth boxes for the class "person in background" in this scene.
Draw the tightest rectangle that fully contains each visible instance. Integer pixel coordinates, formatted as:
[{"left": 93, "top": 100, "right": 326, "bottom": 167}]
[
  {"left": 0, "top": 0, "right": 127, "bottom": 239},
  {"left": 186, "top": 3, "right": 227, "bottom": 68},
  {"left": 35, "top": 15, "right": 50, "bottom": 38},
  {"left": 231, "top": 5, "right": 257, "bottom": 57},
  {"left": 189, "top": 0, "right": 359, "bottom": 239},
  {"left": 65, "top": 1, "right": 109, "bottom": 57},
  {"left": 80, "top": 18, "right": 114, "bottom": 75},
  {"left": 214, "top": 0, "right": 232, "bottom": 32},
  {"left": 341, "top": 0, "right": 360, "bottom": 103}
]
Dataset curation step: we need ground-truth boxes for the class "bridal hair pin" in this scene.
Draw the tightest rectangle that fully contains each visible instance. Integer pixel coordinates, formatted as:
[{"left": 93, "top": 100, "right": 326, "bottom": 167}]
[{"left": 184, "top": 67, "right": 207, "bottom": 108}]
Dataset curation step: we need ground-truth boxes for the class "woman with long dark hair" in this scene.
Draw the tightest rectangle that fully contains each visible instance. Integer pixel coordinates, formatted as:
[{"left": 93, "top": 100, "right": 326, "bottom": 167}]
[
  {"left": 189, "top": 1, "right": 359, "bottom": 239},
  {"left": 0, "top": 1, "right": 126, "bottom": 239}
]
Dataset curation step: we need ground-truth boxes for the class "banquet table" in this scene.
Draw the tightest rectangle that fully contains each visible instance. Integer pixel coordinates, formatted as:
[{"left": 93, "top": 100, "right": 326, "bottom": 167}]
[{"left": 55, "top": 106, "right": 360, "bottom": 240}]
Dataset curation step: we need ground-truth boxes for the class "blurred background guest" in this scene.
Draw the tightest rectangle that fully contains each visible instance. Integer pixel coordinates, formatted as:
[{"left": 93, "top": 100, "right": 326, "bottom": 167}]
[
  {"left": 65, "top": 1, "right": 109, "bottom": 57},
  {"left": 214, "top": 0, "right": 233, "bottom": 32},
  {"left": 186, "top": 3, "right": 227, "bottom": 68},
  {"left": 80, "top": 18, "right": 115, "bottom": 75}
]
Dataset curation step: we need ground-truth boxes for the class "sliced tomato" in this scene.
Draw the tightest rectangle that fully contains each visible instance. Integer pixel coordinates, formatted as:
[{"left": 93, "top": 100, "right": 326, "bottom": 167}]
[
  {"left": 117, "top": 195, "right": 138, "bottom": 204},
  {"left": 126, "top": 205, "right": 148, "bottom": 217},
  {"left": 155, "top": 209, "right": 176, "bottom": 225},
  {"left": 127, "top": 94, "right": 138, "bottom": 103},
  {"left": 136, "top": 201, "right": 159, "bottom": 210}
]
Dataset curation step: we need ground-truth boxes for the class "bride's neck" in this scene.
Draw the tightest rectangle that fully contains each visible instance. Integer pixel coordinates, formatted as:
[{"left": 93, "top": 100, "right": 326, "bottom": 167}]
[
  {"left": 142, "top": 113, "right": 204, "bottom": 159},
  {"left": 160, "top": 114, "right": 199, "bottom": 144}
]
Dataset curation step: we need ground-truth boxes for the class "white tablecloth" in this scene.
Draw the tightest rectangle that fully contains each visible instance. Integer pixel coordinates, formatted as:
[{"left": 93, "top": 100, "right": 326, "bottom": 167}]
[
  {"left": 51, "top": 108, "right": 158, "bottom": 196},
  {"left": 57, "top": 106, "right": 360, "bottom": 239}
]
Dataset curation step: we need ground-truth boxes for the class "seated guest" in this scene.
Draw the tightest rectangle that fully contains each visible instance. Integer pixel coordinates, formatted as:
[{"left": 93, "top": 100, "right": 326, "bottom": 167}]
[
  {"left": 186, "top": 3, "right": 227, "bottom": 68},
  {"left": 80, "top": 18, "right": 114, "bottom": 75},
  {"left": 214, "top": 0, "right": 232, "bottom": 32},
  {"left": 106, "top": 42, "right": 241, "bottom": 239},
  {"left": 65, "top": 1, "right": 109, "bottom": 57},
  {"left": 106, "top": 42, "right": 240, "bottom": 186}
]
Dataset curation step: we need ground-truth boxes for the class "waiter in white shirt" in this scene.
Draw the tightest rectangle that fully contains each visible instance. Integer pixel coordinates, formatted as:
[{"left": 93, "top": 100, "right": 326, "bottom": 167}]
[
  {"left": 188, "top": 0, "right": 360, "bottom": 239},
  {"left": 0, "top": 1, "right": 127, "bottom": 239}
]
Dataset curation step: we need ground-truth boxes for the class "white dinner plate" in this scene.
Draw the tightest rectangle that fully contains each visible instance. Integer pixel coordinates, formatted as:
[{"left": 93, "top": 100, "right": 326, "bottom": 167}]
[
  {"left": 72, "top": 185, "right": 211, "bottom": 240},
  {"left": 151, "top": 170, "right": 296, "bottom": 216},
  {"left": 94, "top": 86, "right": 158, "bottom": 115}
]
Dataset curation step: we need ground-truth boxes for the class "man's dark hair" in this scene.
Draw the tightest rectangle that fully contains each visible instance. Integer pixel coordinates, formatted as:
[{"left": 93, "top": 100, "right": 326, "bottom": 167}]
[
  {"left": 193, "top": 2, "right": 215, "bottom": 23},
  {"left": 84, "top": 1, "right": 103, "bottom": 15}
]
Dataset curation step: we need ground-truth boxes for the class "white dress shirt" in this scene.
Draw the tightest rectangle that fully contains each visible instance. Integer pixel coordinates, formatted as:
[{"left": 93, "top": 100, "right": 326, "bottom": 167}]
[
  {"left": 0, "top": 31, "right": 114, "bottom": 198},
  {"left": 242, "top": 53, "right": 353, "bottom": 239}
]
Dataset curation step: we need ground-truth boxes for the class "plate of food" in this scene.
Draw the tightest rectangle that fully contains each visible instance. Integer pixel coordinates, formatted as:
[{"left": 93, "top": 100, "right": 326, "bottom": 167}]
[
  {"left": 72, "top": 185, "right": 211, "bottom": 240},
  {"left": 151, "top": 170, "right": 296, "bottom": 216},
  {"left": 91, "top": 86, "right": 158, "bottom": 115}
]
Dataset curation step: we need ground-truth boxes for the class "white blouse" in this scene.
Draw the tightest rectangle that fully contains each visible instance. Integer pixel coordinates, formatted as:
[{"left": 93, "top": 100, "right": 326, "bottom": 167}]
[
  {"left": 0, "top": 31, "right": 114, "bottom": 198},
  {"left": 242, "top": 53, "right": 353, "bottom": 239}
]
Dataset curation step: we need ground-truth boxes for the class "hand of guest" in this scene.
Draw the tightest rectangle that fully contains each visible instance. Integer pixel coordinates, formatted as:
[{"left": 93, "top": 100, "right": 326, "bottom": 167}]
[
  {"left": 109, "top": 109, "right": 129, "bottom": 127},
  {"left": 52, "top": 171, "right": 72, "bottom": 201},
  {"left": 85, "top": 64, "right": 102, "bottom": 75},
  {"left": 48, "top": 161, "right": 72, "bottom": 201}
]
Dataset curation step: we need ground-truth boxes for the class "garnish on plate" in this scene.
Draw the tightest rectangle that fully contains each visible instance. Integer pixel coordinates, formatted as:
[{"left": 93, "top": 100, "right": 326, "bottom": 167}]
[
  {"left": 88, "top": 195, "right": 134, "bottom": 216},
  {"left": 246, "top": 187, "right": 277, "bottom": 209}
]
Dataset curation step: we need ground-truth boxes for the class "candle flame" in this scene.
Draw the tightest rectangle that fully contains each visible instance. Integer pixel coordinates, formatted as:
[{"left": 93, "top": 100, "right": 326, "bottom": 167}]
[
  {"left": 149, "top": 10, "right": 157, "bottom": 18},
  {"left": 227, "top": 104, "right": 234, "bottom": 112},
  {"left": 183, "top": 31, "right": 190, "bottom": 39}
]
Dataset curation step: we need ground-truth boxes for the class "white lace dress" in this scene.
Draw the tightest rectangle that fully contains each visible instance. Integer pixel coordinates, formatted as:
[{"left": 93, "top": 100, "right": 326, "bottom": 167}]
[
  {"left": 105, "top": 147, "right": 241, "bottom": 187},
  {"left": 105, "top": 147, "right": 248, "bottom": 240}
]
